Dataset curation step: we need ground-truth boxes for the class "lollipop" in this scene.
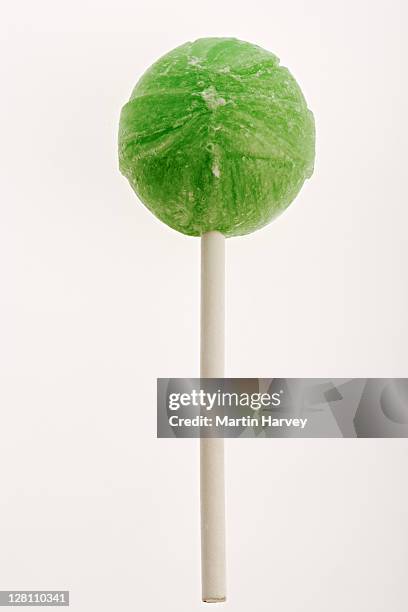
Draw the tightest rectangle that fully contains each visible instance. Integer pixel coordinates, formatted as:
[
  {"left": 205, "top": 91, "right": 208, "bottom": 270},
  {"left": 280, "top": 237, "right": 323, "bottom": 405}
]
[{"left": 119, "top": 37, "right": 315, "bottom": 602}]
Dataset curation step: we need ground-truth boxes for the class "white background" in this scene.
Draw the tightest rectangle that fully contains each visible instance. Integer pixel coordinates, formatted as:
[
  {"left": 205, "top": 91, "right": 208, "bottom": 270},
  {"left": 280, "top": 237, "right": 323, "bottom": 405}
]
[{"left": 1, "top": 0, "right": 407, "bottom": 610}]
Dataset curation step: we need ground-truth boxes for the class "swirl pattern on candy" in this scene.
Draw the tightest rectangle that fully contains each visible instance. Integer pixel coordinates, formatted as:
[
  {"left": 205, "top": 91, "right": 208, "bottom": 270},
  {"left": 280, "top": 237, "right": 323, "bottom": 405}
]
[{"left": 119, "top": 37, "right": 315, "bottom": 237}]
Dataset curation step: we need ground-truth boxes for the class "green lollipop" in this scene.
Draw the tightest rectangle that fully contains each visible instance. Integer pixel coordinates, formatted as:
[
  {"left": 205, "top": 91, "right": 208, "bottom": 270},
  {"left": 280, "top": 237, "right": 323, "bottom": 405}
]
[
  {"left": 119, "top": 37, "right": 315, "bottom": 237},
  {"left": 118, "top": 37, "right": 315, "bottom": 604}
]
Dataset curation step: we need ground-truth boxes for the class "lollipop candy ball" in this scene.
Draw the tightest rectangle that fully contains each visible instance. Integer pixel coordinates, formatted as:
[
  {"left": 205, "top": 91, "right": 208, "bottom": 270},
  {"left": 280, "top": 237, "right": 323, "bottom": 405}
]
[{"left": 119, "top": 37, "right": 315, "bottom": 237}]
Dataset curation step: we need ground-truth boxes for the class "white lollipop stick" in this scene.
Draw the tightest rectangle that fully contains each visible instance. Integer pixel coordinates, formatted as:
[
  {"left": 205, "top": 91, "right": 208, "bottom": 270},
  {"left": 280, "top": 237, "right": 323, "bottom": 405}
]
[{"left": 200, "top": 231, "right": 226, "bottom": 603}]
